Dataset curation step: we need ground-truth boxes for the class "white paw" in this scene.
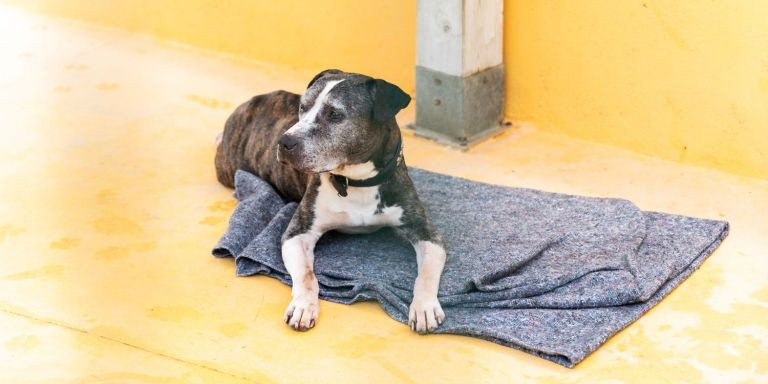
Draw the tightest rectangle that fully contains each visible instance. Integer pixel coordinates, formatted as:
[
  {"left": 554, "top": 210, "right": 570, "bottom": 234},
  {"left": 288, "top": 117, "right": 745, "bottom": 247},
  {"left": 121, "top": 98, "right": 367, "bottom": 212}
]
[
  {"left": 408, "top": 295, "right": 445, "bottom": 334},
  {"left": 284, "top": 294, "right": 319, "bottom": 331}
]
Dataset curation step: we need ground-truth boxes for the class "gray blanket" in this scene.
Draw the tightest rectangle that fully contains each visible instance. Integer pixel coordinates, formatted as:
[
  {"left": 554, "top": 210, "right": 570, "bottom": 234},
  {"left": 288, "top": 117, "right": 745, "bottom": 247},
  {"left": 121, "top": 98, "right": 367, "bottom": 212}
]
[{"left": 212, "top": 168, "right": 728, "bottom": 367}]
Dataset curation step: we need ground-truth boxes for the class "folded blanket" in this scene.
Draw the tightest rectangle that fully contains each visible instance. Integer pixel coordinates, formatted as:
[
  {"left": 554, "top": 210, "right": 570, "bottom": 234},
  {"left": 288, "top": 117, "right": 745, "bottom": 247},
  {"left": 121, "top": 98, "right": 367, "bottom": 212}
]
[{"left": 213, "top": 168, "right": 728, "bottom": 367}]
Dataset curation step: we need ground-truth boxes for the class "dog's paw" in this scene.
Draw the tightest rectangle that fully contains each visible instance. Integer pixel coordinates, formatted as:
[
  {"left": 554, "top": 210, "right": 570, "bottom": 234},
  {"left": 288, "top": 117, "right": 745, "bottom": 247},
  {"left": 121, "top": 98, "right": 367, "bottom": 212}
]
[
  {"left": 284, "top": 294, "right": 319, "bottom": 331},
  {"left": 408, "top": 295, "right": 445, "bottom": 334}
]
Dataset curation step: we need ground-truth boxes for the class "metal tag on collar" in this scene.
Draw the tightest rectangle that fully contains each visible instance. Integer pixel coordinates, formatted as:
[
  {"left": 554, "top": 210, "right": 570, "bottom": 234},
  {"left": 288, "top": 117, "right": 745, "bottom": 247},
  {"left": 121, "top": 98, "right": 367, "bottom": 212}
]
[{"left": 330, "top": 174, "right": 348, "bottom": 197}]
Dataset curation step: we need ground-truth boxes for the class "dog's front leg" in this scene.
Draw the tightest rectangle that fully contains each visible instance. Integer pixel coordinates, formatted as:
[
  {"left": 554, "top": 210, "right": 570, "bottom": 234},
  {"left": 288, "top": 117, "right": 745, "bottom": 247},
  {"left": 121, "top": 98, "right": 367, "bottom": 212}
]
[
  {"left": 409, "top": 240, "right": 447, "bottom": 333},
  {"left": 281, "top": 231, "right": 321, "bottom": 331}
]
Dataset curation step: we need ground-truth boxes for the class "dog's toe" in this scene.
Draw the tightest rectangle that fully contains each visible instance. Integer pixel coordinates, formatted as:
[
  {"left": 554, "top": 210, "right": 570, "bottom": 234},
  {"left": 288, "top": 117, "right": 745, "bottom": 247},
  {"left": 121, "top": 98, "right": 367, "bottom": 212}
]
[
  {"left": 408, "top": 296, "right": 444, "bottom": 334},
  {"left": 284, "top": 295, "right": 318, "bottom": 331}
]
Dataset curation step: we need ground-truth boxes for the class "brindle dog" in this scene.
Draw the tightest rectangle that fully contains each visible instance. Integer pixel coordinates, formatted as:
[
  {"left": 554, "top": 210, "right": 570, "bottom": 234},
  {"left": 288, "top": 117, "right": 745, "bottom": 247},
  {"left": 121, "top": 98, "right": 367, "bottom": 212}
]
[{"left": 215, "top": 69, "right": 446, "bottom": 333}]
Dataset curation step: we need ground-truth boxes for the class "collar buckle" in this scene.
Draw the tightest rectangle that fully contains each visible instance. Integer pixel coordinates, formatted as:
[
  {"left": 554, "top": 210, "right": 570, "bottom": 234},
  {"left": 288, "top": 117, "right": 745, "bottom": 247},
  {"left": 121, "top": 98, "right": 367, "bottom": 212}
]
[
  {"left": 330, "top": 174, "right": 349, "bottom": 197},
  {"left": 329, "top": 135, "right": 402, "bottom": 198}
]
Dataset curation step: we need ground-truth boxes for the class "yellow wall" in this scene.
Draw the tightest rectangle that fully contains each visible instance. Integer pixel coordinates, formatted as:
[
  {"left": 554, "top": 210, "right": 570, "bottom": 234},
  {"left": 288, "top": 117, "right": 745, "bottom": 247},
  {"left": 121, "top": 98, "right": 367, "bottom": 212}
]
[
  {"left": 6, "top": 0, "right": 767, "bottom": 178},
  {"left": 504, "top": 0, "right": 768, "bottom": 179},
  {"left": 5, "top": 0, "right": 417, "bottom": 92}
]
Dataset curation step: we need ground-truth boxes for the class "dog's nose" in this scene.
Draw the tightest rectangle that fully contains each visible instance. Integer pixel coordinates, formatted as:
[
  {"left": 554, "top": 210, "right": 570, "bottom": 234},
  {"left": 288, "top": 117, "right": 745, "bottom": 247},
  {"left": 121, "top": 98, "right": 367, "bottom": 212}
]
[{"left": 278, "top": 135, "right": 299, "bottom": 151}]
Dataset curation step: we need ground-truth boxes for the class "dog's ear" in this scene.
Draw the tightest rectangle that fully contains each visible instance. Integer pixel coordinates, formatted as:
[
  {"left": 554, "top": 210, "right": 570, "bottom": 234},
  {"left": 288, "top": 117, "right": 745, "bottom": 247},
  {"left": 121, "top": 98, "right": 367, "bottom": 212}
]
[
  {"left": 368, "top": 78, "right": 411, "bottom": 123},
  {"left": 307, "top": 69, "right": 343, "bottom": 89}
]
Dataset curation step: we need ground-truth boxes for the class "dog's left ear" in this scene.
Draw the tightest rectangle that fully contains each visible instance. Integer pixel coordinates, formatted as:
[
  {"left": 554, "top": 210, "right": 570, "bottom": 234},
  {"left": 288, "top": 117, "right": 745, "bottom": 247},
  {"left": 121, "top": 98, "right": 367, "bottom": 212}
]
[{"left": 368, "top": 79, "right": 411, "bottom": 123}]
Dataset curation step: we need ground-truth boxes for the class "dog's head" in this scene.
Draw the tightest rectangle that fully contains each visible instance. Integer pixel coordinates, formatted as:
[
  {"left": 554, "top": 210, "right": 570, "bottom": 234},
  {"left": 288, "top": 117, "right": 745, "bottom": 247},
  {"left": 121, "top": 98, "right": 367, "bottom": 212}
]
[{"left": 277, "top": 69, "right": 410, "bottom": 173}]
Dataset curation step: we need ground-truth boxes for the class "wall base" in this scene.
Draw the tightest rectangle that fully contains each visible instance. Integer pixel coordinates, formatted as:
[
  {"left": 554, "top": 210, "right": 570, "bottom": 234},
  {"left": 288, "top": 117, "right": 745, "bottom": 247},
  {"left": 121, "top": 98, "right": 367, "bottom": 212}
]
[{"left": 411, "top": 64, "right": 505, "bottom": 148}]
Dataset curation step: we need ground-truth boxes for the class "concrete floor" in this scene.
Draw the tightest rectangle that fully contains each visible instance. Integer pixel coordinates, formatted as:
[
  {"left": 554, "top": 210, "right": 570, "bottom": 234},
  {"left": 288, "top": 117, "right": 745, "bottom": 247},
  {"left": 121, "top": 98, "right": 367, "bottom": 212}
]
[{"left": 0, "top": 5, "right": 766, "bottom": 383}]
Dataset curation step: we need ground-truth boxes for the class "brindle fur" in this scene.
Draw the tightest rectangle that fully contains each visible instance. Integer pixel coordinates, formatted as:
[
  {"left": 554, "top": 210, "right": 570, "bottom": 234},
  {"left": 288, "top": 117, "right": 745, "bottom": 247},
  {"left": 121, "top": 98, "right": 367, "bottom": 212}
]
[
  {"left": 214, "top": 81, "right": 439, "bottom": 244},
  {"left": 215, "top": 90, "right": 308, "bottom": 202}
]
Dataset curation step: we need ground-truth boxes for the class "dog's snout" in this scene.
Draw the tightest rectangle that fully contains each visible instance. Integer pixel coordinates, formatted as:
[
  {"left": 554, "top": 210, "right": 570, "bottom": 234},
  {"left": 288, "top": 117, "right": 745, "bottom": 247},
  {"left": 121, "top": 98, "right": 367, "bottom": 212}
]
[{"left": 279, "top": 135, "right": 299, "bottom": 151}]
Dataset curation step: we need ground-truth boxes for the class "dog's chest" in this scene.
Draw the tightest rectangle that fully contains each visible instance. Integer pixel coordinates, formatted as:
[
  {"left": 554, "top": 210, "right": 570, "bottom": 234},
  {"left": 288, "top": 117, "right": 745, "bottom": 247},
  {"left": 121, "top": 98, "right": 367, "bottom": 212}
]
[{"left": 314, "top": 178, "right": 403, "bottom": 233}]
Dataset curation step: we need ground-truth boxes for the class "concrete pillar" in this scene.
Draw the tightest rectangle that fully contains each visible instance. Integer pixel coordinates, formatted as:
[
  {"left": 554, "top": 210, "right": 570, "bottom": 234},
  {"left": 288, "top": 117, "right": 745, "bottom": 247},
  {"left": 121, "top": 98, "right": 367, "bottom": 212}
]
[{"left": 407, "top": 0, "right": 505, "bottom": 148}]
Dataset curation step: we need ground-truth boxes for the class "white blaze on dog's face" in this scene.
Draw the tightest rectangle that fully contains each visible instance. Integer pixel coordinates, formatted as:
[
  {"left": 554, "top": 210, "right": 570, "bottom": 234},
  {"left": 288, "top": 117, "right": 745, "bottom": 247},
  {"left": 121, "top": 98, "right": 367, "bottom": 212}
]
[{"left": 277, "top": 69, "right": 411, "bottom": 173}]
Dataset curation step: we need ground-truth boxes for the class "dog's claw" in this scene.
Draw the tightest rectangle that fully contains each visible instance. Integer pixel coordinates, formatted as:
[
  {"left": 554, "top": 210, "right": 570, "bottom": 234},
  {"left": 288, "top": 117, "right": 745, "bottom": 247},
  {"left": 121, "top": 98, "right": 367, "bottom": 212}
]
[
  {"left": 408, "top": 296, "right": 444, "bottom": 334},
  {"left": 284, "top": 295, "right": 318, "bottom": 331}
]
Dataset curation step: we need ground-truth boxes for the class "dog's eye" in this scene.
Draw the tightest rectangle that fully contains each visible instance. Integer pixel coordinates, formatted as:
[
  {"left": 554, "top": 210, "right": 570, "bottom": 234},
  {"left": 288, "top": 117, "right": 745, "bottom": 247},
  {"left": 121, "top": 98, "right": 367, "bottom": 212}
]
[
  {"left": 298, "top": 104, "right": 307, "bottom": 114},
  {"left": 327, "top": 109, "right": 345, "bottom": 123}
]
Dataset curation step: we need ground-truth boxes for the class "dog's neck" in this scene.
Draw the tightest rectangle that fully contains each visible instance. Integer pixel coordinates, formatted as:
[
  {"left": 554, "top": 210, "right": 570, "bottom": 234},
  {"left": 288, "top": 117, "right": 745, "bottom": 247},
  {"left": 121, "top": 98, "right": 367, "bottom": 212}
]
[
  {"left": 332, "top": 162, "right": 378, "bottom": 180},
  {"left": 326, "top": 126, "right": 402, "bottom": 197},
  {"left": 330, "top": 126, "right": 402, "bottom": 180}
]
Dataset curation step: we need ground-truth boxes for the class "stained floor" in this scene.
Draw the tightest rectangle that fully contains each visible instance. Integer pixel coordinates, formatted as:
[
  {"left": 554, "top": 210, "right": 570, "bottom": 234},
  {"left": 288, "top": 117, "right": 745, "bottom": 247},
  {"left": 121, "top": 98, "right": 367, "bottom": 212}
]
[{"left": 0, "top": 5, "right": 766, "bottom": 383}]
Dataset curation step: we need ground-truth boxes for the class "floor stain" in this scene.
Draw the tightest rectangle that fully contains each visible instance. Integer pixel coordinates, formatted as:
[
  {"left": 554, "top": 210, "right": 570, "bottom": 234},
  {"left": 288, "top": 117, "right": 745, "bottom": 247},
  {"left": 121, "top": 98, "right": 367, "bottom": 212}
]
[
  {"left": 373, "top": 357, "right": 416, "bottom": 384},
  {"left": 759, "top": 77, "right": 768, "bottom": 93},
  {"left": 218, "top": 322, "right": 247, "bottom": 338},
  {"left": 88, "top": 324, "right": 132, "bottom": 341},
  {"left": 92, "top": 216, "right": 144, "bottom": 236},
  {"left": 96, "top": 82, "right": 120, "bottom": 91},
  {"left": 49, "top": 237, "right": 80, "bottom": 250},
  {"left": 208, "top": 200, "right": 236, "bottom": 212},
  {"left": 332, "top": 333, "right": 392, "bottom": 359},
  {"left": 186, "top": 94, "right": 233, "bottom": 110},
  {"left": 752, "top": 285, "right": 768, "bottom": 302},
  {"left": 4, "top": 335, "right": 39, "bottom": 352},
  {"left": 0, "top": 224, "right": 26, "bottom": 242},
  {"left": 554, "top": 325, "right": 706, "bottom": 384},
  {"left": 65, "top": 63, "right": 87, "bottom": 71},
  {"left": 96, "top": 188, "right": 118, "bottom": 203},
  {"left": 73, "top": 372, "right": 178, "bottom": 383},
  {"left": 2, "top": 265, "right": 64, "bottom": 280},
  {"left": 95, "top": 241, "right": 156, "bottom": 260},
  {"left": 559, "top": 264, "right": 768, "bottom": 382},
  {"left": 646, "top": 1, "right": 689, "bottom": 50},
  {"left": 682, "top": 301, "right": 768, "bottom": 372},
  {"left": 146, "top": 305, "right": 202, "bottom": 322},
  {"left": 199, "top": 215, "right": 226, "bottom": 226}
]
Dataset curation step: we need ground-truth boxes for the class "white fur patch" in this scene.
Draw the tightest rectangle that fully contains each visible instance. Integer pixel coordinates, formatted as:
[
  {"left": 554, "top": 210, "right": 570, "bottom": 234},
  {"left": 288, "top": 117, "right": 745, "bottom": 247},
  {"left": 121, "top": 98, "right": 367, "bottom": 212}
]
[
  {"left": 288, "top": 79, "right": 344, "bottom": 133},
  {"left": 313, "top": 173, "right": 403, "bottom": 234},
  {"left": 333, "top": 161, "right": 378, "bottom": 179}
]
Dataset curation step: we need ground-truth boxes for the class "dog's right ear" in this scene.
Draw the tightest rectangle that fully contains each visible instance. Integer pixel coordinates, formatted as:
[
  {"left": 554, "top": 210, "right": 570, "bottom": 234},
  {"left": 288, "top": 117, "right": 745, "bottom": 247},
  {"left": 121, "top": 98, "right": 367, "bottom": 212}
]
[{"left": 307, "top": 69, "right": 343, "bottom": 89}]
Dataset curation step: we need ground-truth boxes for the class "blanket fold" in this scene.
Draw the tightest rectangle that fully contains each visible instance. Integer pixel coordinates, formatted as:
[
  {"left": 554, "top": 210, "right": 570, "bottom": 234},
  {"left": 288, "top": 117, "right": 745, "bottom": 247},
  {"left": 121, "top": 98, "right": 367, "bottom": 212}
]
[{"left": 213, "top": 168, "right": 728, "bottom": 367}]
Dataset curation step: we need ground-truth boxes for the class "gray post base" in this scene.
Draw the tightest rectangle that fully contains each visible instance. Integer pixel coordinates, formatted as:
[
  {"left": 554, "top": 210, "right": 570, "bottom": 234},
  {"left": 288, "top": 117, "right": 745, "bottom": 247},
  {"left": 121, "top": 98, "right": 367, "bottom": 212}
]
[{"left": 405, "top": 64, "right": 505, "bottom": 148}]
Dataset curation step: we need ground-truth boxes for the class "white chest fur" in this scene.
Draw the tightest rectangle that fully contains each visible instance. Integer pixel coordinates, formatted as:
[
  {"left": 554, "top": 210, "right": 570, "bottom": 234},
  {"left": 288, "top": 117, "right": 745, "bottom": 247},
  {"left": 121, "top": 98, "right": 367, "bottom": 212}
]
[{"left": 313, "top": 171, "right": 403, "bottom": 234}]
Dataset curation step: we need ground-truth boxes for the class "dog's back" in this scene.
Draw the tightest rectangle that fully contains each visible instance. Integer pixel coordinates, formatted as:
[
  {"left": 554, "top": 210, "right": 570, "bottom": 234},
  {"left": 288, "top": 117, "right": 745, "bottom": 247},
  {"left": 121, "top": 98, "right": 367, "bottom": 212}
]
[{"left": 215, "top": 90, "right": 309, "bottom": 201}]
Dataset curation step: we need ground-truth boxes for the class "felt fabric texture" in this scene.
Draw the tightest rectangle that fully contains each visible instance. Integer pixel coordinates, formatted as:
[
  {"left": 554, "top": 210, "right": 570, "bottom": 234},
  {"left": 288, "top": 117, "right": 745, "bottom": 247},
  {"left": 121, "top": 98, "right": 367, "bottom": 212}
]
[{"left": 212, "top": 168, "right": 729, "bottom": 367}]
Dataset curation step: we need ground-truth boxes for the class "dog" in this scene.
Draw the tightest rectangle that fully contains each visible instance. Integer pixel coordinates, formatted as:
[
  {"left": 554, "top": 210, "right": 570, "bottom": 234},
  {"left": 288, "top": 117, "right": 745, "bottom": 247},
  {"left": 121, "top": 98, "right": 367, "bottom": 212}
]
[{"left": 215, "top": 69, "right": 446, "bottom": 334}]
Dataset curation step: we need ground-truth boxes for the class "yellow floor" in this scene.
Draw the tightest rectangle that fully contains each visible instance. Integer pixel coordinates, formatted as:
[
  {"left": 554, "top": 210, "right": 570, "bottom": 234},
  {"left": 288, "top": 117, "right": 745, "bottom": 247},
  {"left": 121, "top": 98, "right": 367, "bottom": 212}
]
[{"left": 0, "top": 6, "right": 766, "bottom": 383}]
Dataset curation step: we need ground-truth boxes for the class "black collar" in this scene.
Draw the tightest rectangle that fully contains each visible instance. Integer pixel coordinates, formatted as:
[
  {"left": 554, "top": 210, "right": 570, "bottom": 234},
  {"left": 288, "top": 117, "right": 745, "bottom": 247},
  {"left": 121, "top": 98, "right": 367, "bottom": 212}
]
[{"left": 329, "top": 136, "right": 402, "bottom": 197}]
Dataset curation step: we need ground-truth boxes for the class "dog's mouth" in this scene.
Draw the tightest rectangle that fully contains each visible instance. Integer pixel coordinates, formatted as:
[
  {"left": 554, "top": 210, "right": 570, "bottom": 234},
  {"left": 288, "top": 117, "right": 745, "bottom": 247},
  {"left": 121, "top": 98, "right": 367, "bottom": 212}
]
[
  {"left": 279, "top": 158, "right": 333, "bottom": 174},
  {"left": 300, "top": 167, "right": 333, "bottom": 174},
  {"left": 277, "top": 147, "right": 338, "bottom": 174}
]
